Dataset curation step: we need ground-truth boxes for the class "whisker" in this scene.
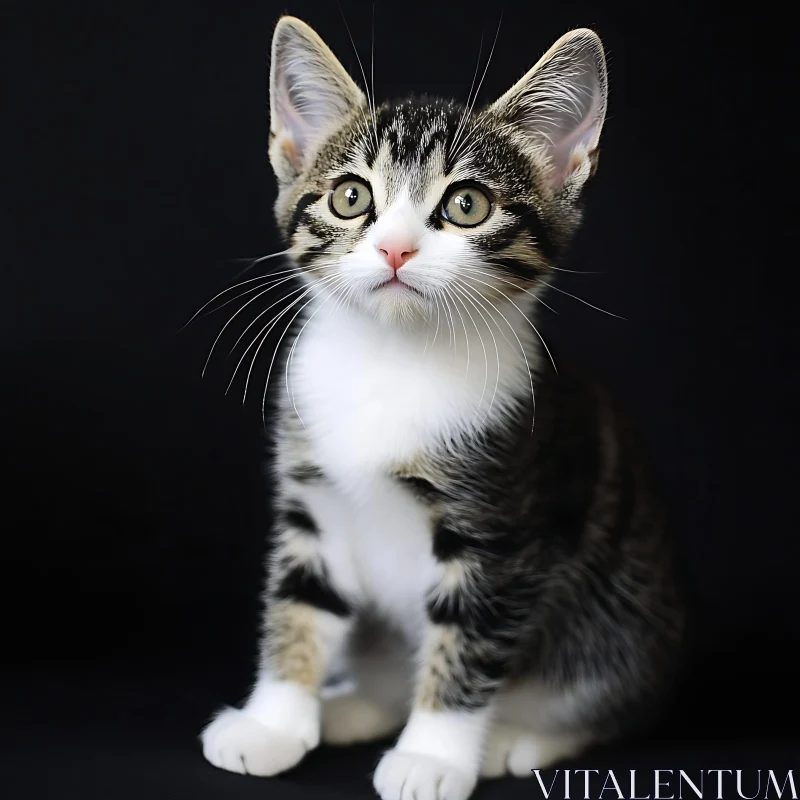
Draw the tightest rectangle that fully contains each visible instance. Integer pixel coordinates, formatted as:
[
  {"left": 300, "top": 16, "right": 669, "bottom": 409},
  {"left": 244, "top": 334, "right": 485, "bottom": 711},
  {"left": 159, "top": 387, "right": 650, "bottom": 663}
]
[
  {"left": 229, "top": 248, "right": 292, "bottom": 280},
  {"left": 450, "top": 13, "right": 503, "bottom": 161},
  {"left": 225, "top": 281, "right": 309, "bottom": 361},
  {"left": 332, "top": 274, "right": 358, "bottom": 316},
  {"left": 431, "top": 291, "right": 442, "bottom": 351},
  {"left": 548, "top": 266, "right": 602, "bottom": 274},
  {"left": 236, "top": 275, "right": 335, "bottom": 403},
  {"left": 540, "top": 282, "right": 626, "bottom": 319},
  {"left": 370, "top": 3, "right": 377, "bottom": 141},
  {"left": 458, "top": 265, "right": 559, "bottom": 315},
  {"left": 453, "top": 275, "right": 515, "bottom": 349},
  {"left": 285, "top": 277, "right": 349, "bottom": 423},
  {"left": 236, "top": 274, "right": 340, "bottom": 402},
  {"left": 458, "top": 272, "right": 558, "bottom": 377},
  {"left": 337, "top": 282, "right": 358, "bottom": 318},
  {"left": 439, "top": 286, "right": 458, "bottom": 351},
  {"left": 261, "top": 275, "right": 349, "bottom": 426},
  {"left": 422, "top": 290, "right": 442, "bottom": 356},
  {"left": 443, "top": 284, "right": 472, "bottom": 377},
  {"left": 217, "top": 286, "right": 308, "bottom": 394},
  {"left": 190, "top": 265, "right": 329, "bottom": 326},
  {"left": 259, "top": 281, "right": 336, "bottom": 427},
  {"left": 201, "top": 272, "right": 313, "bottom": 376},
  {"left": 337, "top": 2, "right": 379, "bottom": 151},
  {"left": 450, "top": 280, "right": 500, "bottom": 421},
  {"left": 220, "top": 259, "right": 345, "bottom": 359},
  {"left": 450, "top": 29, "right": 484, "bottom": 158},
  {"left": 454, "top": 278, "right": 536, "bottom": 433},
  {"left": 180, "top": 258, "right": 313, "bottom": 331},
  {"left": 191, "top": 283, "right": 276, "bottom": 324}
]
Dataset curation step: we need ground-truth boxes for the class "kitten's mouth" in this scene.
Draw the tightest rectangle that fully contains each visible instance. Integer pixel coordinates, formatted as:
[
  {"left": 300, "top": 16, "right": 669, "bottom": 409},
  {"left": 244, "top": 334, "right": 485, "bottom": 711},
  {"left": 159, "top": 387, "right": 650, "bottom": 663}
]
[{"left": 376, "top": 276, "right": 423, "bottom": 296}]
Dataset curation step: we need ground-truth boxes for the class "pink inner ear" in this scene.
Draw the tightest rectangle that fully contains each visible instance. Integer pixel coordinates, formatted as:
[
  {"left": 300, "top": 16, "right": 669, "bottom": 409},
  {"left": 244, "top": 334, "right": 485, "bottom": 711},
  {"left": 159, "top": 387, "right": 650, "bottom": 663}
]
[
  {"left": 492, "top": 33, "right": 607, "bottom": 191},
  {"left": 543, "top": 88, "right": 604, "bottom": 190},
  {"left": 270, "top": 27, "right": 363, "bottom": 167},
  {"left": 278, "top": 135, "right": 303, "bottom": 172},
  {"left": 273, "top": 66, "right": 313, "bottom": 157}
]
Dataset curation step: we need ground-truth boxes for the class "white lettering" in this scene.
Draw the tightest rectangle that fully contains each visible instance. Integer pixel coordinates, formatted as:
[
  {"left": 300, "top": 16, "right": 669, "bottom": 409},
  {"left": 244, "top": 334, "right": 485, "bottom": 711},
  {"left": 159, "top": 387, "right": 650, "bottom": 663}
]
[
  {"left": 575, "top": 769, "right": 600, "bottom": 799},
  {"left": 707, "top": 769, "right": 733, "bottom": 800},
  {"left": 655, "top": 769, "right": 675, "bottom": 800},
  {"left": 631, "top": 769, "right": 652, "bottom": 799},
  {"left": 599, "top": 770, "right": 624, "bottom": 799},
  {"left": 736, "top": 769, "right": 761, "bottom": 800},
  {"left": 532, "top": 769, "right": 561, "bottom": 799},
  {"left": 766, "top": 771, "right": 798, "bottom": 800},
  {"left": 678, "top": 770, "right": 704, "bottom": 799}
]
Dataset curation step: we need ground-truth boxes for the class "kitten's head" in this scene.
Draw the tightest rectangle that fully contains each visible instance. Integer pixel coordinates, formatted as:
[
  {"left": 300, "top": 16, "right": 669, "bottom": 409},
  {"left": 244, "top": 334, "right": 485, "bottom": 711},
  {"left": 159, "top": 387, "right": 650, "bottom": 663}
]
[{"left": 268, "top": 17, "right": 607, "bottom": 326}]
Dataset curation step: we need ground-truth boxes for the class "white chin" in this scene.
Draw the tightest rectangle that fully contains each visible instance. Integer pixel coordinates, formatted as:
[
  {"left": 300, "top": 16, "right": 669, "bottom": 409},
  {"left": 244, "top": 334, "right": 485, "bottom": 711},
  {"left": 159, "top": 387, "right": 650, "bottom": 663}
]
[{"left": 364, "top": 284, "right": 428, "bottom": 326}]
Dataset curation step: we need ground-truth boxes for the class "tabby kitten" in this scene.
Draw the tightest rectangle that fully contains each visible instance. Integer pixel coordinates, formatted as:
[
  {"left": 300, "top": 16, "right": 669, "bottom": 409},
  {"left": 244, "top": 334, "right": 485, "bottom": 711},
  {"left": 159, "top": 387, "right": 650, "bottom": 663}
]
[{"left": 200, "top": 16, "right": 685, "bottom": 800}]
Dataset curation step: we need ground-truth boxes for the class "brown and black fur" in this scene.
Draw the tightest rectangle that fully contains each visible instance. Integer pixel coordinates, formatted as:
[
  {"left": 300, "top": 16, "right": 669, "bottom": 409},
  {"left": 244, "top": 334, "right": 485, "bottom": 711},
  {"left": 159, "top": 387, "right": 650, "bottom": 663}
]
[
  {"left": 268, "top": 360, "right": 686, "bottom": 740},
  {"left": 201, "top": 16, "right": 687, "bottom": 797}
]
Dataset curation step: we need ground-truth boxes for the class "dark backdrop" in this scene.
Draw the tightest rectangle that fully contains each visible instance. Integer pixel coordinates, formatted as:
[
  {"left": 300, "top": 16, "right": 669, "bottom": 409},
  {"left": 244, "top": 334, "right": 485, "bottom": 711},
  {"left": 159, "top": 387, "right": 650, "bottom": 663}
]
[{"left": 2, "top": 1, "right": 797, "bottom": 798}]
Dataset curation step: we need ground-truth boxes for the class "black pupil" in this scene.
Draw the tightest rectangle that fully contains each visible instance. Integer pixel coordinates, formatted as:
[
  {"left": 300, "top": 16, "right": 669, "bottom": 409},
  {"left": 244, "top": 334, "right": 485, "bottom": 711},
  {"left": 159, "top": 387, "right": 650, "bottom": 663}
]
[
  {"left": 344, "top": 186, "right": 359, "bottom": 207},
  {"left": 456, "top": 193, "right": 473, "bottom": 214}
]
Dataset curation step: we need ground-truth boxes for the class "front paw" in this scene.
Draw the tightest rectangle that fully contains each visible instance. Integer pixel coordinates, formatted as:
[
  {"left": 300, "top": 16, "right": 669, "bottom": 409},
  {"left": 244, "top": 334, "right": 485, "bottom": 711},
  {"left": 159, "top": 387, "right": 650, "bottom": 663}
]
[
  {"left": 201, "top": 708, "right": 309, "bottom": 777},
  {"left": 374, "top": 750, "right": 477, "bottom": 800}
]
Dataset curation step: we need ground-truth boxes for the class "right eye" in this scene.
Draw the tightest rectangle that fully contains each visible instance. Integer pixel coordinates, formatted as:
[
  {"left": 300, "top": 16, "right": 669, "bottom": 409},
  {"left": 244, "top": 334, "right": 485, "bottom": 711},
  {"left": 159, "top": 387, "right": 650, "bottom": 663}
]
[
  {"left": 440, "top": 184, "right": 492, "bottom": 228},
  {"left": 329, "top": 178, "right": 373, "bottom": 219}
]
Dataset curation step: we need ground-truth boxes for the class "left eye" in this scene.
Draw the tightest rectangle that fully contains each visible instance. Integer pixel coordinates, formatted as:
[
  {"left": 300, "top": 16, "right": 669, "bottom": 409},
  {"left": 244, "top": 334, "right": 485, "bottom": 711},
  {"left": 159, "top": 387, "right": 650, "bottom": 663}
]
[
  {"left": 329, "top": 178, "right": 373, "bottom": 219},
  {"left": 440, "top": 185, "right": 492, "bottom": 227}
]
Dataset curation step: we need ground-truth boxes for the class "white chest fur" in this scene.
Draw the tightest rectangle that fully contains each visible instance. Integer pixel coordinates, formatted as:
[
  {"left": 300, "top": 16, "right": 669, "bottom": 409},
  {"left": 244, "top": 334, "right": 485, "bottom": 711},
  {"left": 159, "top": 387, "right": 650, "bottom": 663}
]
[
  {"left": 289, "top": 303, "right": 532, "bottom": 482},
  {"left": 286, "top": 302, "right": 533, "bottom": 626},
  {"left": 308, "top": 473, "right": 439, "bottom": 633}
]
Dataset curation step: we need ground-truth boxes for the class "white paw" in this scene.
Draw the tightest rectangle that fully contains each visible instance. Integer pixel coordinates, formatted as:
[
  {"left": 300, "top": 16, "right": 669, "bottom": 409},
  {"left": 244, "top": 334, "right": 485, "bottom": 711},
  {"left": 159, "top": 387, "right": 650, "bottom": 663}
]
[
  {"left": 322, "top": 694, "right": 404, "bottom": 745},
  {"left": 374, "top": 750, "right": 476, "bottom": 800},
  {"left": 201, "top": 707, "right": 309, "bottom": 776},
  {"left": 481, "top": 724, "right": 586, "bottom": 778}
]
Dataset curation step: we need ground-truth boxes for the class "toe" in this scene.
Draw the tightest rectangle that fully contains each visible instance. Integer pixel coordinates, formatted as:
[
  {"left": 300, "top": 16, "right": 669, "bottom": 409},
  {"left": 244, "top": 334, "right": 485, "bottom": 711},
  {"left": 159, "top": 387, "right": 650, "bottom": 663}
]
[
  {"left": 201, "top": 707, "right": 308, "bottom": 777},
  {"left": 374, "top": 750, "right": 476, "bottom": 800}
]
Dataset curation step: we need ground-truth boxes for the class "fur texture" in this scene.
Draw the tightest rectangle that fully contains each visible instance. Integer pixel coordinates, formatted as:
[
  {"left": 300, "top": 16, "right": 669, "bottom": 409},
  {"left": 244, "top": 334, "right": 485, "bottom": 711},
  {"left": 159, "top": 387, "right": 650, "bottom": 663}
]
[{"left": 200, "top": 17, "right": 686, "bottom": 800}]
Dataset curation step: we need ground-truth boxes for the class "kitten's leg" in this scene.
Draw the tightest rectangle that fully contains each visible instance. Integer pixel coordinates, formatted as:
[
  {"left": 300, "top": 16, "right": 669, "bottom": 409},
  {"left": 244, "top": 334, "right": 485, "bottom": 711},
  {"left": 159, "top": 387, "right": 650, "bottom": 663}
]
[
  {"left": 202, "top": 482, "right": 353, "bottom": 776},
  {"left": 373, "top": 624, "right": 498, "bottom": 800},
  {"left": 481, "top": 724, "right": 587, "bottom": 778},
  {"left": 201, "top": 602, "right": 351, "bottom": 776},
  {"left": 322, "top": 693, "right": 406, "bottom": 746},
  {"left": 480, "top": 679, "right": 597, "bottom": 778},
  {"left": 322, "top": 622, "right": 411, "bottom": 745}
]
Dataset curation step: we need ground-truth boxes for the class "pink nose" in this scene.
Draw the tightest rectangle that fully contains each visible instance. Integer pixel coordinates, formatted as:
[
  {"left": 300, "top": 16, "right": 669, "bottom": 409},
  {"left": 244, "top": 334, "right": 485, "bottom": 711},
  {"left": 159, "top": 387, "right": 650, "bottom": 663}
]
[{"left": 377, "top": 238, "right": 418, "bottom": 271}]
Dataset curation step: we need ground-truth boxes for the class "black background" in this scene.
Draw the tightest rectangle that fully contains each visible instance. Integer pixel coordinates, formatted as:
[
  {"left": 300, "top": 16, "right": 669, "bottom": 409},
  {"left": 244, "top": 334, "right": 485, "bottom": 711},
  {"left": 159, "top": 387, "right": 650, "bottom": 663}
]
[{"left": 3, "top": 1, "right": 797, "bottom": 798}]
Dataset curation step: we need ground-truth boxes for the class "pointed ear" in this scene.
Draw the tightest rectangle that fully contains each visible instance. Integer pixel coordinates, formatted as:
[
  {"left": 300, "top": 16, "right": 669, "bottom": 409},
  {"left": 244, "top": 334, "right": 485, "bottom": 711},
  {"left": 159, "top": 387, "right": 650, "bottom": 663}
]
[
  {"left": 269, "top": 17, "right": 366, "bottom": 180},
  {"left": 489, "top": 29, "right": 607, "bottom": 191}
]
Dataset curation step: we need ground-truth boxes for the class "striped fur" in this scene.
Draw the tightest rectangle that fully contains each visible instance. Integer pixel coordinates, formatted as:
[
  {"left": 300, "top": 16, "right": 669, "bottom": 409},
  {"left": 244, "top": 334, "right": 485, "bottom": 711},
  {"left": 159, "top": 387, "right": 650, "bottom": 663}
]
[{"left": 201, "top": 17, "right": 686, "bottom": 800}]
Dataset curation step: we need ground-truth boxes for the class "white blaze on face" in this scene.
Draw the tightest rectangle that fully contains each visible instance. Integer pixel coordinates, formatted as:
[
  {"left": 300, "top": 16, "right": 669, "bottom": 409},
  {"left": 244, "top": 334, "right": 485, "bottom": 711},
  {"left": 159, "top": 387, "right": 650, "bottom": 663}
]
[
  {"left": 368, "top": 189, "right": 426, "bottom": 265},
  {"left": 333, "top": 181, "right": 474, "bottom": 325}
]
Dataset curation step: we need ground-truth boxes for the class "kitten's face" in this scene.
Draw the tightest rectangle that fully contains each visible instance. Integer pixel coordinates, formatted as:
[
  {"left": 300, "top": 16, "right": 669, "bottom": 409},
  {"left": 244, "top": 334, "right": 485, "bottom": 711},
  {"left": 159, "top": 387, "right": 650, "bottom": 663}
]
[{"left": 268, "top": 18, "right": 607, "bottom": 327}]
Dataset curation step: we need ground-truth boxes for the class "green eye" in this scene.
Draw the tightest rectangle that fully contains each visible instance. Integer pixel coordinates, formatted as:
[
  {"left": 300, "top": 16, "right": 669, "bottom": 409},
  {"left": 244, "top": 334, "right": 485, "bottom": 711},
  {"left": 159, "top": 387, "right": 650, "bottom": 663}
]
[
  {"left": 441, "top": 184, "right": 492, "bottom": 227},
  {"left": 329, "top": 178, "right": 373, "bottom": 219}
]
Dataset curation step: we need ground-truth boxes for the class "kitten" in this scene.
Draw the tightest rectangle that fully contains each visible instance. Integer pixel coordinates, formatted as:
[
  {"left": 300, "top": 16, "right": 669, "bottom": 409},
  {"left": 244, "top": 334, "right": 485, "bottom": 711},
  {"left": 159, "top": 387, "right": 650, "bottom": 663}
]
[{"left": 200, "top": 16, "right": 686, "bottom": 800}]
